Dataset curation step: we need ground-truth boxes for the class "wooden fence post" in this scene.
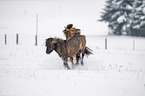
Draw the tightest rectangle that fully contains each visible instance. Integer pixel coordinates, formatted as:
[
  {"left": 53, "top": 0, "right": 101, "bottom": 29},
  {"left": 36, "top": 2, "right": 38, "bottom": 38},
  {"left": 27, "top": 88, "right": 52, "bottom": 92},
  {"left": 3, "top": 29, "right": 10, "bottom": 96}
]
[
  {"left": 35, "top": 35, "right": 37, "bottom": 46},
  {"left": 5, "top": 34, "right": 7, "bottom": 45},
  {"left": 133, "top": 40, "right": 135, "bottom": 51},
  {"left": 35, "top": 14, "right": 38, "bottom": 46},
  {"left": 105, "top": 38, "right": 107, "bottom": 50},
  {"left": 16, "top": 33, "right": 18, "bottom": 45}
]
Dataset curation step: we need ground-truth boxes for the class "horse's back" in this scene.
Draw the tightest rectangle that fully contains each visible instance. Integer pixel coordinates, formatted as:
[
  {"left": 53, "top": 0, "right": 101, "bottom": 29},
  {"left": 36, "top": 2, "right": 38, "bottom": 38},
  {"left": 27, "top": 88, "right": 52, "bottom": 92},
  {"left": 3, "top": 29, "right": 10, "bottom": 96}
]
[
  {"left": 76, "top": 34, "right": 86, "bottom": 47},
  {"left": 78, "top": 35, "right": 86, "bottom": 43},
  {"left": 67, "top": 34, "right": 86, "bottom": 57},
  {"left": 68, "top": 34, "right": 85, "bottom": 41}
]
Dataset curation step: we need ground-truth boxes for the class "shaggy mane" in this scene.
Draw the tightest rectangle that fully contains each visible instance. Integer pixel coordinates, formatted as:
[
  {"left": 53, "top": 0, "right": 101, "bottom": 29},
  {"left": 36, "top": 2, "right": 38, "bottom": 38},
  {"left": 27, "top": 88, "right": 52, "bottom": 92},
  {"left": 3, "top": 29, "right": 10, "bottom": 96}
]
[{"left": 45, "top": 37, "right": 64, "bottom": 46}]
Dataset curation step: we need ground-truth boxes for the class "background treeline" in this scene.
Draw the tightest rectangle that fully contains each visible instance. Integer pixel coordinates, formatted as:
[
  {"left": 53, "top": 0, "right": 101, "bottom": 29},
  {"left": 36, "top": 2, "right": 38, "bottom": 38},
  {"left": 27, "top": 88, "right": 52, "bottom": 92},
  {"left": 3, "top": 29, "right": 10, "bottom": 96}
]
[{"left": 99, "top": 0, "right": 145, "bottom": 37}]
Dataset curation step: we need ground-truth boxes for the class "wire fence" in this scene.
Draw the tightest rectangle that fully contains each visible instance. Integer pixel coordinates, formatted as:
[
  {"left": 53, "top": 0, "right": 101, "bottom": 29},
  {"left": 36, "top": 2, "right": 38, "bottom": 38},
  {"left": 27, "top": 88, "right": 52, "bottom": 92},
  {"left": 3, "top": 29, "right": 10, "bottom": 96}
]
[{"left": 1, "top": 34, "right": 145, "bottom": 51}]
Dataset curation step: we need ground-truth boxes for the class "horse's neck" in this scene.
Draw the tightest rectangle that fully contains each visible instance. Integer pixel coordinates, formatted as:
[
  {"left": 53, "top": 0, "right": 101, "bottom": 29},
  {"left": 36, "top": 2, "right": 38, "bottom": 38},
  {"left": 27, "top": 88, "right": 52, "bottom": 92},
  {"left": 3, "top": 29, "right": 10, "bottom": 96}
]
[
  {"left": 54, "top": 40, "right": 67, "bottom": 58},
  {"left": 67, "top": 34, "right": 80, "bottom": 41}
]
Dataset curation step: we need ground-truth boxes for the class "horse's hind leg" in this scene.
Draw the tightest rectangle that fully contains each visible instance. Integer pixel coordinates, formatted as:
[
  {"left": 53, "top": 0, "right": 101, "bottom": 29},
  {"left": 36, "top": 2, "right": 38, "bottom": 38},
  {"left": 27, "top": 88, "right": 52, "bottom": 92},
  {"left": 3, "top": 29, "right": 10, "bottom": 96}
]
[
  {"left": 63, "top": 59, "right": 70, "bottom": 69},
  {"left": 81, "top": 53, "right": 84, "bottom": 65},
  {"left": 81, "top": 48, "right": 85, "bottom": 65},
  {"left": 76, "top": 50, "right": 81, "bottom": 65},
  {"left": 70, "top": 57, "right": 74, "bottom": 65}
]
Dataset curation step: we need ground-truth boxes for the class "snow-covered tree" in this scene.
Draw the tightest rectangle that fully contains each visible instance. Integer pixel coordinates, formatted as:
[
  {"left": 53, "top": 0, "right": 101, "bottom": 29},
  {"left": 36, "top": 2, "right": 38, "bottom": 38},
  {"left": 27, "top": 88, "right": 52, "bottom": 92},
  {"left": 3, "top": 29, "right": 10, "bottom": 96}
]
[
  {"left": 129, "top": 0, "right": 145, "bottom": 36},
  {"left": 99, "top": 0, "right": 135, "bottom": 35},
  {"left": 99, "top": 0, "right": 120, "bottom": 34},
  {"left": 99, "top": 0, "right": 145, "bottom": 36}
]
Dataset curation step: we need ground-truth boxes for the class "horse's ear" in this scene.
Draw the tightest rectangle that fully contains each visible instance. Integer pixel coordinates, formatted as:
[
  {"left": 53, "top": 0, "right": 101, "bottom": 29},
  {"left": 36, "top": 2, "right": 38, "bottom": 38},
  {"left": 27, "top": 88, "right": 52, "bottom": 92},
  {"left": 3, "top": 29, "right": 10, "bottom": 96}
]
[{"left": 67, "top": 24, "right": 73, "bottom": 29}]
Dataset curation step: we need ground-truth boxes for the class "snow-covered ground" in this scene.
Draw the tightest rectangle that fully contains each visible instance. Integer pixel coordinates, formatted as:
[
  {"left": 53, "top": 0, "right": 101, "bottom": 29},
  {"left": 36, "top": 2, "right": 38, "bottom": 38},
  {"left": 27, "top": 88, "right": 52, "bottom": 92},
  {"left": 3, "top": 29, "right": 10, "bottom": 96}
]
[{"left": 0, "top": 34, "right": 145, "bottom": 96}]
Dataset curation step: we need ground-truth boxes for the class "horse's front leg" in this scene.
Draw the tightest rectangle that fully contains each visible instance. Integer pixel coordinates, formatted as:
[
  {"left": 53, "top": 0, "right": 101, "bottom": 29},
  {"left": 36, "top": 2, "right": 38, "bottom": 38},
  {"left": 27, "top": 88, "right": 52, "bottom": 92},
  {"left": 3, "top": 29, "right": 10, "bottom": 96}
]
[
  {"left": 70, "top": 57, "right": 75, "bottom": 69},
  {"left": 63, "top": 58, "right": 70, "bottom": 70}
]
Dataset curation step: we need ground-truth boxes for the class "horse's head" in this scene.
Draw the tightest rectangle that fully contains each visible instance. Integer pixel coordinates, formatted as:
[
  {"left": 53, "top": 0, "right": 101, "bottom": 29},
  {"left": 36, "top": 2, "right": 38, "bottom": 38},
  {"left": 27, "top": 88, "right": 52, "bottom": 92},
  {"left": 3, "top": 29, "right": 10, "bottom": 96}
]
[
  {"left": 45, "top": 38, "right": 57, "bottom": 54},
  {"left": 70, "top": 27, "right": 81, "bottom": 35}
]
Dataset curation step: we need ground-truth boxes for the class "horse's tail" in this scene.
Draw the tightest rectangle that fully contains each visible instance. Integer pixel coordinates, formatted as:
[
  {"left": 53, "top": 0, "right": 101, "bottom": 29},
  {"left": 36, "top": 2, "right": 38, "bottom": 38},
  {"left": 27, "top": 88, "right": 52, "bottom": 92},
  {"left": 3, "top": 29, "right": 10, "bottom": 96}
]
[
  {"left": 76, "top": 46, "right": 93, "bottom": 61},
  {"left": 84, "top": 46, "right": 93, "bottom": 56}
]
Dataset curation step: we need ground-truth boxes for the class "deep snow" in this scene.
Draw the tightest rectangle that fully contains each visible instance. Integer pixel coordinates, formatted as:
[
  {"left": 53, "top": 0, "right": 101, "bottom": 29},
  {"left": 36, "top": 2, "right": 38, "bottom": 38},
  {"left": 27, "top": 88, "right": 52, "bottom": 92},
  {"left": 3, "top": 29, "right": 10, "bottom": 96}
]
[{"left": 0, "top": 35, "right": 145, "bottom": 96}]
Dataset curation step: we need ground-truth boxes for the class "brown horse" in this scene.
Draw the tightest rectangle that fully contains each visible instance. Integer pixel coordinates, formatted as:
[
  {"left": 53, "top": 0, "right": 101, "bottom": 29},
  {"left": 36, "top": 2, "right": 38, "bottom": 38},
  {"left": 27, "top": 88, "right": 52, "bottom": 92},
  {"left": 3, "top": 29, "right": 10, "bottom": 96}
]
[
  {"left": 63, "top": 24, "right": 93, "bottom": 64},
  {"left": 45, "top": 34, "right": 86, "bottom": 69}
]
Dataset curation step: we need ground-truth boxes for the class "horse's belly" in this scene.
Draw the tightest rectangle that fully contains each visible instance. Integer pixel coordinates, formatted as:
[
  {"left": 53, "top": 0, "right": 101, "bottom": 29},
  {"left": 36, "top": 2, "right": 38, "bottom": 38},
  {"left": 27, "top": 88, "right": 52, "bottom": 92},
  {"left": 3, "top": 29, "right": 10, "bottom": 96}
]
[{"left": 67, "top": 47, "right": 79, "bottom": 57}]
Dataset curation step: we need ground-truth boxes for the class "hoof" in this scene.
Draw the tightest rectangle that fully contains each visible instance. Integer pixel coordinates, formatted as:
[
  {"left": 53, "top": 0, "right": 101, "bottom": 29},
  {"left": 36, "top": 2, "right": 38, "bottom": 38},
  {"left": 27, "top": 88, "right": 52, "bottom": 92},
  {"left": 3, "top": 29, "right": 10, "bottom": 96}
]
[
  {"left": 67, "top": 67, "right": 71, "bottom": 70},
  {"left": 81, "top": 61, "right": 84, "bottom": 65},
  {"left": 65, "top": 66, "right": 71, "bottom": 70},
  {"left": 76, "top": 62, "right": 79, "bottom": 65}
]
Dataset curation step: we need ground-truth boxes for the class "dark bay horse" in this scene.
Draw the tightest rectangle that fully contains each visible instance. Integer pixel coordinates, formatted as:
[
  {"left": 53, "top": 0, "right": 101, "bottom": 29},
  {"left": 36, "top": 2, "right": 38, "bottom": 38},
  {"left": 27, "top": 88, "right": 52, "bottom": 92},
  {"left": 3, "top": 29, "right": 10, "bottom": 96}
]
[{"left": 45, "top": 34, "right": 86, "bottom": 69}]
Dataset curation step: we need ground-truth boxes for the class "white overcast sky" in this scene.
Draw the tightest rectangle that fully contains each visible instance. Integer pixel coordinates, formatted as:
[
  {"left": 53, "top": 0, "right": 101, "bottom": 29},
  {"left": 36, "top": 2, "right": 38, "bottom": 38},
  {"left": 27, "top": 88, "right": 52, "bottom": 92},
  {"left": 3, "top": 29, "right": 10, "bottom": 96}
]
[{"left": 0, "top": 0, "right": 108, "bottom": 36}]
